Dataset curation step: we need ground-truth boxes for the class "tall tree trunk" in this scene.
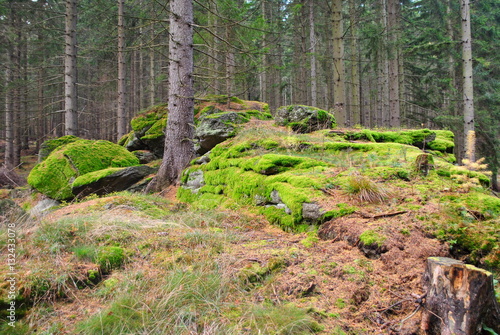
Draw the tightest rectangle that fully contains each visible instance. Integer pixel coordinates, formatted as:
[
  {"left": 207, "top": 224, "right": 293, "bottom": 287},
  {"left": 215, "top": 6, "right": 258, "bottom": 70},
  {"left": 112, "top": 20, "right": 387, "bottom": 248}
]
[
  {"left": 309, "top": 0, "right": 317, "bottom": 107},
  {"left": 349, "top": 0, "right": 360, "bottom": 126},
  {"left": 4, "top": 65, "right": 14, "bottom": 170},
  {"left": 36, "top": 67, "right": 45, "bottom": 152},
  {"left": 149, "top": 22, "right": 156, "bottom": 107},
  {"left": 387, "top": 0, "right": 400, "bottom": 128},
  {"left": 64, "top": 0, "right": 78, "bottom": 136},
  {"left": 12, "top": 11, "right": 22, "bottom": 167},
  {"left": 461, "top": 0, "right": 475, "bottom": 161},
  {"left": 117, "top": 0, "right": 126, "bottom": 140},
  {"left": 332, "top": 0, "right": 346, "bottom": 125},
  {"left": 147, "top": 0, "right": 194, "bottom": 192},
  {"left": 225, "top": 25, "right": 235, "bottom": 97}
]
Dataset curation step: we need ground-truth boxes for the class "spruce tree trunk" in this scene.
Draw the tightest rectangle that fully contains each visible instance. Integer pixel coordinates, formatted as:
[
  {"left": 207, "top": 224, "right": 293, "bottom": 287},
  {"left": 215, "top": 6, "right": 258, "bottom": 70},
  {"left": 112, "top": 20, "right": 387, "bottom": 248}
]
[
  {"left": 332, "top": 0, "right": 346, "bottom": 125},
  {"left": 349, "top": 0, "right": 360, "bottom": 126},
  {"left": 64, "top": 0, "right": 78, "bottom": 136},
  {"left": 461, "top": 0, "right": 475, "bottom": 161},
  {"left": 149, "top": 22, "right": 155, "bottom": 107},
  {"left": 147, "top": 0, "right": 194, "bottom": 192},
  {"left": 4, "top": 65, "right": 14, "bottom": 170},
  {"left": 387, "top": 0, "right": 400, "bottom": 128},
  {"left": 117, "top": 0, "right": 126, "bottom": 140},
  {"left": 309, "top": 0, "right": 317, "bottom": 107}
]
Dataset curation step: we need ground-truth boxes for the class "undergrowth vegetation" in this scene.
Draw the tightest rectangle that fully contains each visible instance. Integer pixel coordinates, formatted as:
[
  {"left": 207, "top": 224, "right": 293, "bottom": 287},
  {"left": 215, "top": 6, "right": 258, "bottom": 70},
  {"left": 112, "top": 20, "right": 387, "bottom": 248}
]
[
  {"left": 0, "top": 193, "right": 323, "bottom": 334},
  {"left": 2, "top": 125, "right": 500, "bottom": 333}
]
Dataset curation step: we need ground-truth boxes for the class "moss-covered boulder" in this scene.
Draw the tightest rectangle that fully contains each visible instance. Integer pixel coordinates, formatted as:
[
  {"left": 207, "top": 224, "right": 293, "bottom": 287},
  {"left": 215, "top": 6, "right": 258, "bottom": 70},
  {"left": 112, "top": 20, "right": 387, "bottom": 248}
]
[
  {"left": 196, "top": 103, "right": 272, "bottom": 154},
  {"left": 38, "top": 135, "right": 80, "bottom": 162},
  {"left": 28, "top": 139, "right": 140, "bottom": 200},
  {"left": 72, "top": 165, "right": 157, "bottom": 198},
  {"left": 119, "top": 104, "right": 168, "bottom": 157},
  {"left": 275, "top": 105, "right": 336, "bottom": 133},
  {"left": 120, "top": 96, "right": 272, "bottom": 156}
]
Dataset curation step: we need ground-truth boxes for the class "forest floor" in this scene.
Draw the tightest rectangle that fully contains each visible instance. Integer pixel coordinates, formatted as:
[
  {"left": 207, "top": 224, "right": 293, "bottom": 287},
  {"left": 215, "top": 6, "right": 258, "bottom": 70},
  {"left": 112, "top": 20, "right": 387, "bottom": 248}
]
[
  {"left": 1, "top": 126, "right": 499, "bottom": 334},
  {"left": 2, "top": 185, "right": 454, "bottom": 334}
]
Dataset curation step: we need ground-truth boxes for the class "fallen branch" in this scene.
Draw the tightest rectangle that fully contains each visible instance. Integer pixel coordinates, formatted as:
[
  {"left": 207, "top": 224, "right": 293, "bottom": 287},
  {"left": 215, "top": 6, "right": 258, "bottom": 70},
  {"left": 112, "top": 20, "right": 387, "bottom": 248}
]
[{"left": 357, "top": 210, "right": 407, "bottom": 219}]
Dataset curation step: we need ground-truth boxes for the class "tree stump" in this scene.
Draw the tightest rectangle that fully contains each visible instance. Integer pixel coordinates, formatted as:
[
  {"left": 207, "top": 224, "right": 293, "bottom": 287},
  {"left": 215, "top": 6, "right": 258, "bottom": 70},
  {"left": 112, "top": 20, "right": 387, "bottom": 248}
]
[{"left": 421, "top": 257, "right": 500, "bottom": 334}]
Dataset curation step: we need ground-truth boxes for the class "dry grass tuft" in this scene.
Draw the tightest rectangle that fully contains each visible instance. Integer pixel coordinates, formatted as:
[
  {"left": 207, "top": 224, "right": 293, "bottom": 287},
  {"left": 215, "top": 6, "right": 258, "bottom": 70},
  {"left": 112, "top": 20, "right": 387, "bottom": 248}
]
[{"left": 345, "top": 174, "right": 391, "bottom": 203}]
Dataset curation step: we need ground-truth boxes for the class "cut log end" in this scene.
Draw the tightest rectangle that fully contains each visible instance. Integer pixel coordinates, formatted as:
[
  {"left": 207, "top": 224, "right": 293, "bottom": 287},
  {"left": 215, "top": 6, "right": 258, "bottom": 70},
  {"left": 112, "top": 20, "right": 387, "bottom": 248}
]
[{"left": 421, "top": 257, "right": 500, "bottom": 335}]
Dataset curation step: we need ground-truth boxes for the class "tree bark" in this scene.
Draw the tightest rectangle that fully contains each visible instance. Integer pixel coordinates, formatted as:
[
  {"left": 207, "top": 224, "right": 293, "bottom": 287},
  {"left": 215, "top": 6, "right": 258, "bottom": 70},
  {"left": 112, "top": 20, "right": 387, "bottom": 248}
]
[
  {"left": 461, "top": 0, "right": 475, "bottom": 161},
  {"left": 332, "top": 0, "right": 346, "bottom": 125},
  {"left": 421, "top": 257, "right": 500, "bottom": 335},
  {"left": 149, "top": 21, "right": 156, "bottom": 107},
  {"left": 309, "top": 0, "right": 317, "bottom": 107},
  {"left": 387, "top": 0, "right": 400, "bottom": 128},
  {"left": 147, "top": 0, "right": 194, "bottom": 192},
  {"left": 117, "top": 0, "right": 126, "bottom": 140},
  {"left": 64, "top": 0, "right": 78, "bottom": 136},
  {"left": 348, "top": 0, "right": 360, "bottom": 126}
]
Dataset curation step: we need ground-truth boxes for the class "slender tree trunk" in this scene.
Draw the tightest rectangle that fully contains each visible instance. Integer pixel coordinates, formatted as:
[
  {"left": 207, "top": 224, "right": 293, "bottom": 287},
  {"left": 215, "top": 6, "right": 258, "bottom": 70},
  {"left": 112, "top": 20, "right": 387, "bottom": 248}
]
[
  {"left": 387, "top": 0, "right": 400, "bottom": 128},
  {"left": 309, "top": 0, "right": 317, "bottom": 107},
  {"left": 349, "top": 0, "right": 360, "bottom": 126},
  {"left": 225, "top": 25, "right": 235, "bottom": 97},
  {"left": 117, "top": 0, "right": 126, "bottom": 139},
  {"left": 4, "top": 65, "right": 14, "bottom": 170},
  {"left": 36, "top": 67, "right": 45, "bottom": 152},
  {"left": 332, "top": 0, "right": 346, "bottom": 125},
  {"left": 147, "top": 0, "right": 194, "bottom": 192},
  {"left": 149, "top": 23, "right": 156, "bottom": 106},
  {"left": 461, "top": 0, "right": 475, "bottom": 161},
  {"left": 64, "top": 0, "right": 78, "bottom": 136},
  {"left": 12, "top": 12, "right": 22, "bottom": 167}
]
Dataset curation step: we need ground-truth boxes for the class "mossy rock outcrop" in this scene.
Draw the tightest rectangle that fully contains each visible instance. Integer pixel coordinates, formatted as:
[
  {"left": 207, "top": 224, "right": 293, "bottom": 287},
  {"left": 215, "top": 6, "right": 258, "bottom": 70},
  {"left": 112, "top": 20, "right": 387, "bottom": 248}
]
[
  {"left": 340, "top": 129, "right": 455, "bottom": 161},
  {"left": 120, "top": 96, "right": 272, "bottom": 157},
  {"left": 28, "top": 139, "right": 140, "bottom": 200},
  {"left": 275, "top": 105, "right": 336, "bottom": 133},
  {"left": 178, "top": 124, "right": 494, "bottom": 237},
  {"left": 119, "top": 104, "right": 168, "bottom": 157}
]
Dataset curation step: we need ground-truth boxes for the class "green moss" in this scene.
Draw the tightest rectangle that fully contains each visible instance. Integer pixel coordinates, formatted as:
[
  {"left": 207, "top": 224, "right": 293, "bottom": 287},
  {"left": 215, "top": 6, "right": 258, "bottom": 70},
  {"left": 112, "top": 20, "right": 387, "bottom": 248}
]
[
  {"left": 239, "top": 256, "right": 287, "bottom": 284},
  {"left": 342, "top": 129, "right": 455, "bottom": 156},
  {"left": 28, "top": 140, "right": 139, "bottom": 200},
  {"left": 323, "top": 203, "right": 357, "bottom": 221},
  {"left": 72, "top": 167, "right": 124, "bottom": 189},
  {"left": 97, "top": 246, "right": 126, "bottom": 273},
  {"left": 38, "top": 135, "right": 80, "bottom": 161},
  {"left": 242, "top": 154, "right": 326, "bottom": 175},
  {"left": 359, "top": 230, "right": 386, "bottom": 247},
  {"left": 462, "top": 192, "right": 500, "bottom": 216},
  {"left": 143, "top": 118, "right": 166, "bottom": 136},
  {"left": 118, "top": 131, "right": 134, "bottom": 146},
  {"left": 130, "top": 104, "right": 168, "bottom": 132},
  {"left": 257, "top": 138, "right": 280, "bottom": 149},
  {"left": 450, "top": 167, "right": 491, "bottom": 187}
]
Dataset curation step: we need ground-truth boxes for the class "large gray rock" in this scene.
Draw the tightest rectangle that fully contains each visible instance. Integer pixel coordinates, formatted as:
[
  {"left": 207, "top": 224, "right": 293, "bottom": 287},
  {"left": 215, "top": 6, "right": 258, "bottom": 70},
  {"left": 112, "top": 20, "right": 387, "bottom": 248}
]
[
  {"left": 182, "top": 169, "right": 205, "bottom": 193},
  {"left": 195, "top": 111, "right": 249, "bottom": 154},
  {"left": 72, "top": 165, "right": 157, "bottom": 198},
  {"left": 302, "top": 202, "right": 325, "bottom": 221},
  {"left": 275, "top": 105, "right": 336, "bottom": 133}
]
